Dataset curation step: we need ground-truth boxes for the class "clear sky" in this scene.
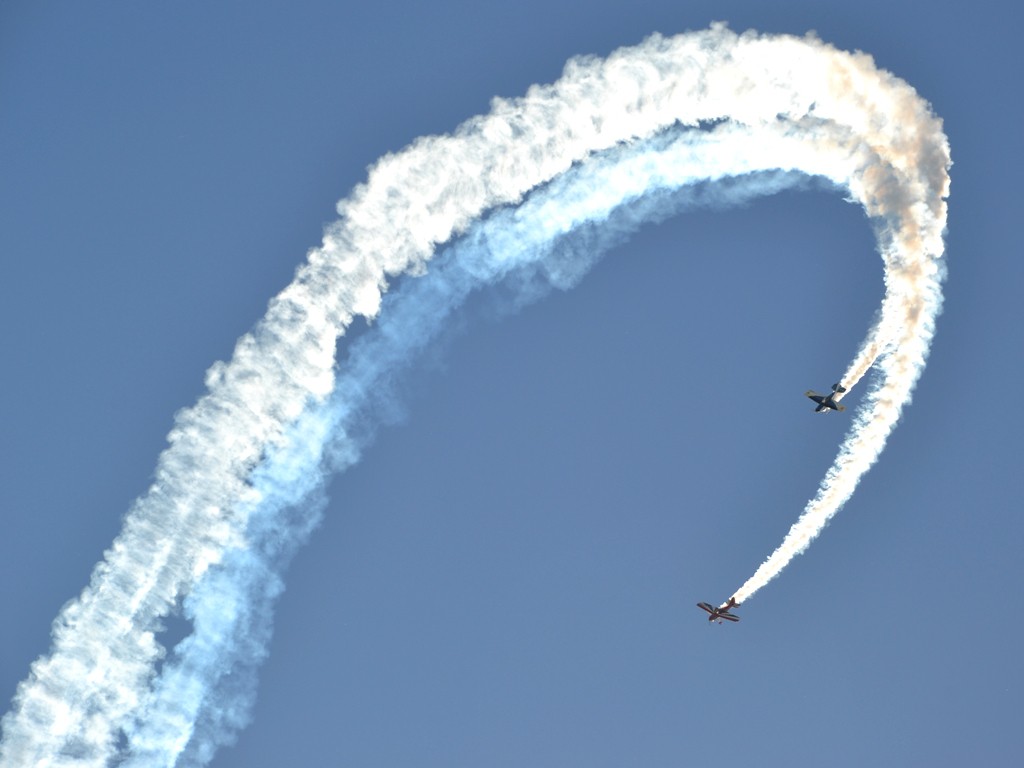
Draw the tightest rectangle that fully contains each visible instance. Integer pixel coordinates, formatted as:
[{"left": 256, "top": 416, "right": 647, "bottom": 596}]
[{"left": 1, "top": 2, "right": 1021, "bottom": 766}]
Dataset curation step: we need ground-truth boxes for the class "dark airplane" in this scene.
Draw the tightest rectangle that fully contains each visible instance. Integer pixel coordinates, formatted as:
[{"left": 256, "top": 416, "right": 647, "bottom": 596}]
[
  {"left": 697, "top": 597, "right": 740, "bottom": 623},
  {"left": 805, "top": 382, "right": 847, "bottom": 413}
]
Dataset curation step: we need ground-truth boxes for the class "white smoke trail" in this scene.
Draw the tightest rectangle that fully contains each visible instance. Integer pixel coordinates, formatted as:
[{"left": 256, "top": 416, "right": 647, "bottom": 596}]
[
  {"left": 0, "top": 24, "right": 948, "bottom": 767},
  {"left": 728, "top": 56, "right": 951, "bottom": 604},
  {"left": 122, "top": 144, "right": 849, "bottom": 768}
]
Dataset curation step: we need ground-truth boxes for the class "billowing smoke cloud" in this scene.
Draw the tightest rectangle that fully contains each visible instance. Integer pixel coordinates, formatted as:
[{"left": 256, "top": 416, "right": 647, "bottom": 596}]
[{"left": 0, "top": 24, "right": 949, "bottom": 767}]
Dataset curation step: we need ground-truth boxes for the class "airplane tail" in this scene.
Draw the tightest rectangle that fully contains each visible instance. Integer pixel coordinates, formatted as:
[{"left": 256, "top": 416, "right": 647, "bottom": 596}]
[{"left": 832, "top": 382, "right": 847, "bottom": 394}]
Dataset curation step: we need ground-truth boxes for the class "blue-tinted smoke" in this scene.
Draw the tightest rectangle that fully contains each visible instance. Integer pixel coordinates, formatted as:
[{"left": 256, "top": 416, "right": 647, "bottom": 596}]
[{"left": 126, "top": 126, "right": 814, "bottom": 765}]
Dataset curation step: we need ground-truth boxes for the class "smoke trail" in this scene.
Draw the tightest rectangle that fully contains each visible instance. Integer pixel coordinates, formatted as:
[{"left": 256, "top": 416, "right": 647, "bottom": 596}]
[
  {"left": 728, "top": 69, "right": 951, "bottom": 605},
  {"left": 0, "top": 24, "right": 948, "bottom": 767}
]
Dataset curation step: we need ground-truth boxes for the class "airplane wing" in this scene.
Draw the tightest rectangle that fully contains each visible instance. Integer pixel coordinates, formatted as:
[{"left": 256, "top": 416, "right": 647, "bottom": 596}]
[{"left": 719, "top": 612, "right": 740, "bottom": 622}]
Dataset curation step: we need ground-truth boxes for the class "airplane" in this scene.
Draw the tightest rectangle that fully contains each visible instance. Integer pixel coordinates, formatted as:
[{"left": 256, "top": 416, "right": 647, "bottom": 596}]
[
  {"left": 805, "top": 382, "right": 847, "bottom": 413},
  {"left": 697, "top": 597, "right": 740, "bottom": 623}
]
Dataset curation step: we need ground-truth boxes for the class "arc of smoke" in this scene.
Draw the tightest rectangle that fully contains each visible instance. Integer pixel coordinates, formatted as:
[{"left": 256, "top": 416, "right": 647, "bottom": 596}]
[
  {"left": 0, "top": 24, "right": 948, "bottom": 768},
  {"left": 121, "top": 134, "right": 865, "bottom": 768}
]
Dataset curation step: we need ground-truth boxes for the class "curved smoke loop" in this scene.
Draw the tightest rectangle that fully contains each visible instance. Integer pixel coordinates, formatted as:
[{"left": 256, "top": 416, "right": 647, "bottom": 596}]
[{"left": 0, "top": 24, "right": 949, "bottom": 768}]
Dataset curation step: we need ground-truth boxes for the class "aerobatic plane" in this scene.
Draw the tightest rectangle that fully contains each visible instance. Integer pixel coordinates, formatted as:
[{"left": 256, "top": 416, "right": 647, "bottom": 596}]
[
  {"left": 697, "top": 597, "right": 740, "bottom": 623},
  {"left": 805, "top": 382, "right": 847, "bottom": 413}
]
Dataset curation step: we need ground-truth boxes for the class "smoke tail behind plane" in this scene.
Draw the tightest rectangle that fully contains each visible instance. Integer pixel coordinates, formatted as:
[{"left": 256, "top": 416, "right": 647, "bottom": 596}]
[{"left": 0, "top": 25, "right": 949, "bottom": 767}]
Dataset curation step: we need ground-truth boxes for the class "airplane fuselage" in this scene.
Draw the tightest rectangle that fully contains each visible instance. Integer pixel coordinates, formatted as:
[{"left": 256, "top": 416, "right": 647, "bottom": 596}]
[
  {"left": 805, "top": 382, "right": 846, "bottom": 413},
  {"left": 697, "top": 599, "right": 740, "bottom": 623}
]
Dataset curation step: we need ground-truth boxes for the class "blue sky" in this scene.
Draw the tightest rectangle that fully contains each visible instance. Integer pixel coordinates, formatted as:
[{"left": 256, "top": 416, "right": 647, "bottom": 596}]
[{"left": 1, "top": 2, "right": 1021, "bottom": 766}]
